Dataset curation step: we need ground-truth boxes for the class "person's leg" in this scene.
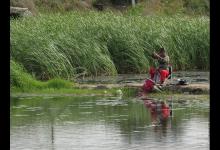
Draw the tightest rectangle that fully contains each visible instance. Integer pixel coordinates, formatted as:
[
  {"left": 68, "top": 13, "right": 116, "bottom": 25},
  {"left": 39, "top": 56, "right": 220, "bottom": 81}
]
[
  {"left": 149, "top": 67, "right": 156, "bottom": 79},
  {"left": 159, "top": 70, "right": 169, "bottom": 84},
  {"left": 154, "top": 70, "right": 160, "bottom": 83}
]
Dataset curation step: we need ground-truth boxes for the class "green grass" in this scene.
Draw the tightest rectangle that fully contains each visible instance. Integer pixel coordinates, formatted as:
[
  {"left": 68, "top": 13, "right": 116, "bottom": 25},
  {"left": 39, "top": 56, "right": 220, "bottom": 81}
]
[
  {"left": 11, "top": 11, "right": 209, "bottom": 79},
  {"left": 46, "top": 78, "right": 73, "bottom": 89},
  {"left": 10, "top": 60, "right": 209, "bottom": 97},
  {"left": 10, "top": 59, "right": 122, "bottom": 95},
  {"left": 10, "top": 59, "right": 45, "bottom": 91},
  {"left": 10, "top": 60, "right": 74, "bottom": 91}
]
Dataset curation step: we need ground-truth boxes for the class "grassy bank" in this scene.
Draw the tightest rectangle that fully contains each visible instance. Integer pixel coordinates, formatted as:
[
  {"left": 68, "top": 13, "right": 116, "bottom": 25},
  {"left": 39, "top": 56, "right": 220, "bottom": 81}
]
[
  {"left": 11, "top": 60, "right": 209, "bottom": 96},
  {"left": 11, "top": 59, "right": 72, "bottom": 91},
  {"left": 11, "top": 11, "right": 209, "bottom": 80},
  {"left": 10, "top": 60, "right": 121, "bottom": 95}
]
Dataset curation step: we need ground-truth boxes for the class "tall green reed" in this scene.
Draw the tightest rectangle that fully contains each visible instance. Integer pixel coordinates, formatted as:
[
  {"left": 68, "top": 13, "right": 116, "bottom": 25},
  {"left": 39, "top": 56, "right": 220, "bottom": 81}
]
[{"left": 10, "top": 11, "right": 209, "bottom": 79}]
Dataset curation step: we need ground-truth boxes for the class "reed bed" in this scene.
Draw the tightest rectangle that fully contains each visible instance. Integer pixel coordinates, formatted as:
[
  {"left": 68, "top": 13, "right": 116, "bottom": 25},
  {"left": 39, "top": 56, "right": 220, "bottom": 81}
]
[
  {"left": 10, "top": 11, "right": 209, "bottom": 79},
  {"left": 10, "top": 60, "right": 73, "bottom": 91}
]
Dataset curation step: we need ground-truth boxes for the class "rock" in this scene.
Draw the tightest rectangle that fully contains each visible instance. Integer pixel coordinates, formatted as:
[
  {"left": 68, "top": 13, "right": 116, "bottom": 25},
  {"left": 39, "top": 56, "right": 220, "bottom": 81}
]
[
  {"left": 95, "top": 85, "right": 109, "bottom": 89},
  {"left": 93, "top": 3, "right": 104, "bottom": 11},
  {"left": 10, "top": 7, "right": 33, "bottom": 18}
]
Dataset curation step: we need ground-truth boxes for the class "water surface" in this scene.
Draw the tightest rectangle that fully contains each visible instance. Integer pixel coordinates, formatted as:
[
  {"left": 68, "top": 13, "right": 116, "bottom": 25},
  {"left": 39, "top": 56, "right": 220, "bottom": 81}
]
[{"left": 10, "top": 95, "right": 209, "bottom": 150}]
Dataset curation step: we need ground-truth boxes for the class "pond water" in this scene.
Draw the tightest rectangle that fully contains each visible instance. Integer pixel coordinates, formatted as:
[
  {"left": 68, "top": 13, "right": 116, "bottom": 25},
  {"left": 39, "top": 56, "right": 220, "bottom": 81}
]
[{"left": 10, "top": 95, "right": 209, "bottom": 150}]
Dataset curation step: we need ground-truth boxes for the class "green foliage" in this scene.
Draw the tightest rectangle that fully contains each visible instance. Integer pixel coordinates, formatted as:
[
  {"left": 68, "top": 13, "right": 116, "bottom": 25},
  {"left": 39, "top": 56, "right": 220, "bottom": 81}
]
[
  {"left": 10, "top": 60, "right": 74, "bottom": 91},
  {"left": 183, "top": 0, "right": 209, "bottom": 15},
  {"left": 46, "top": 78, "right": 73, "bottom": 89},
  {"left": 126, "top": 3, "right": 145, "bottom": 16},
  {"left": 11, "top": 11, "right": 209, "bottom": 79},
  {"left": 10, "top": 60, "right": 45, "bottom": 91}
]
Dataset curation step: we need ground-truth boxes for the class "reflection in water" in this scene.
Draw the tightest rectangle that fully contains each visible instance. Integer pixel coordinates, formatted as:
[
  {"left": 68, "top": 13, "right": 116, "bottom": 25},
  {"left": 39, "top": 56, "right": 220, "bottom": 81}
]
[
  {"left": 50, "top": 121, "right": 54, "bottom": 150},
  {"left": 143, "top": 99, "right": 172, "bottom": 137},
  {"left": 10, "top": 96, "right": 209, "bottom": 150},
  {"left": 143, "top": 100, "right": 170, "bottom": 124}
]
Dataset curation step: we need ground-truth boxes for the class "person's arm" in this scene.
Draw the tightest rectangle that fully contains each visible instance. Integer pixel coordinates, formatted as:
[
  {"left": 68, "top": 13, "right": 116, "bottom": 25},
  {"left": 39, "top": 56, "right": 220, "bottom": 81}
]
[
  {"left": 152, "top": 52, "right": 170, "bottom": 64},
  {"left": 153, "top": 52, "right": 166, "bottom": 60},
  {"left": 152, "top": 52, "right": 158, "bottom": 59}
]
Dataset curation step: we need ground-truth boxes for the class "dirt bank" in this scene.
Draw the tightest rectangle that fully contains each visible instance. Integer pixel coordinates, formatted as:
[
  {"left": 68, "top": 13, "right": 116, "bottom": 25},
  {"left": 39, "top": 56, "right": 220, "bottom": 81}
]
[{"left": 76, "top": 82, "right": 209, "bottom": 94}]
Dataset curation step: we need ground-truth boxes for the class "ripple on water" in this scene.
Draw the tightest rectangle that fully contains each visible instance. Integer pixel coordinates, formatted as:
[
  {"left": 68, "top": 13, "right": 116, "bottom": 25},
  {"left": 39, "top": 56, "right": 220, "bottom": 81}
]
[
  {"left": 79, "top": 112, "right": 93, "bottom": 115},
  {"left": 48, "top": 107, "right": 58, "bottom": 110},
  {"left": 59, "top": 114, "right": 69, "bottom": 117},
  {"left": 42, "top": 96, "right": 54, "bottom": 99},
  {"left": 18, "top": 97, "right": 34, "bottom": 100},
  {"left": 23, "top": 107, "right": 42, "bottom": 112},
  {"left": 68, "top": 104, "right": 78, "bottom": 107},
  {"left": 12, "top": 105, "right": 28, "bottom": 109},
  {"left": 133, "top": 130, "right": 144, "bottom": 133},
  {"left": 10, "top": 90, "right": 209, "bottom": 150},
  {"left": 63, "top": 121, "right": 81, "bottom": 125},
  {"left": 78, "top": 105, "right": 93, "bottom": 109},
  {"left": 96, "top": 100, "right": 128, "bottom": 106},
  {"left": 36, "top": 113, "right": 44, "bottom": 116},
  {"left": 13, "top": 114, "right": 29, "bottom": 117}
]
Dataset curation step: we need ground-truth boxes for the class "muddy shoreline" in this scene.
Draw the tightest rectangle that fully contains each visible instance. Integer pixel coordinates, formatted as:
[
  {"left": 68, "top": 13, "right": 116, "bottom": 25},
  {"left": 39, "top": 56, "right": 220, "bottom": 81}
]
[
  {"left": 75, "top": 72, "right": 209, "bottom": 94},
  {"left": 76, "top": 82, "right": 209, "bottom": 94}
]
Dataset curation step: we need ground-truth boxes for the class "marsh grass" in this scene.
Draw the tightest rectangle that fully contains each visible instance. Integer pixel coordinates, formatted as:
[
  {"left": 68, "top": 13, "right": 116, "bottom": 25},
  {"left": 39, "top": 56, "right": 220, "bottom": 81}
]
[
  {"left": 11, "top": 11, "right": 209, "bottom": 79},
  {"left": 10, "top": 60, "right": 74, "bottom": 91},
  {"left": 46, "top": 78, "right": 73, "bottom": 89},
  {"left": 10, "top": 60, "right": 122, "bottom": 95},
  {"left": 10, "top": 60, "right": 45, "bottom": 91}
]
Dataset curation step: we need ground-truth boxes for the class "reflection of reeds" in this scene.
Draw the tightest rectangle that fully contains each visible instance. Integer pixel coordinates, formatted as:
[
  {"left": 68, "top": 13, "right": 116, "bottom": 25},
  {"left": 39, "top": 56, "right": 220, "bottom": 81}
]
[{"left": 11, "top": 11, "right": 209, "bottom": 79}]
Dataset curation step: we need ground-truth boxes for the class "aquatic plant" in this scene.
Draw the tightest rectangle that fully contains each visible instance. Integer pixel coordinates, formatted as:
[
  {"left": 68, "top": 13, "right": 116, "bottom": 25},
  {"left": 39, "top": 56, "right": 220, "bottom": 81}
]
[{"left": 11, "top": 11, "right": 209, "bottom": 79}]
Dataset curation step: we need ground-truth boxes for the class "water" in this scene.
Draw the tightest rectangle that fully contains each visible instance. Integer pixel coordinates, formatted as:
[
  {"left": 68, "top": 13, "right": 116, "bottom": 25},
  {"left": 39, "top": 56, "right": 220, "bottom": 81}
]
[{"left": 10, "top": 95, "right": 209, "bottom": 150}]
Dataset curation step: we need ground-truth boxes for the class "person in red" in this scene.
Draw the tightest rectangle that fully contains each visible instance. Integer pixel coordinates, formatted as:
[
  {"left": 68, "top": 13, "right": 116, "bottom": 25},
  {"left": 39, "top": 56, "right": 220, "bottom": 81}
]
[{"left": 149, "top": 47, "right": 170, "bottom": 85}]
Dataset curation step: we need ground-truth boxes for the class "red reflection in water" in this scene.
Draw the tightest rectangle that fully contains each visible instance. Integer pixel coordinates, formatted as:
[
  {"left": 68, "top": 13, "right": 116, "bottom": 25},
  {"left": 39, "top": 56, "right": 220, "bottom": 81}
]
[{"left": 143, "top": 99, "right": 170, "bottom": 126}]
